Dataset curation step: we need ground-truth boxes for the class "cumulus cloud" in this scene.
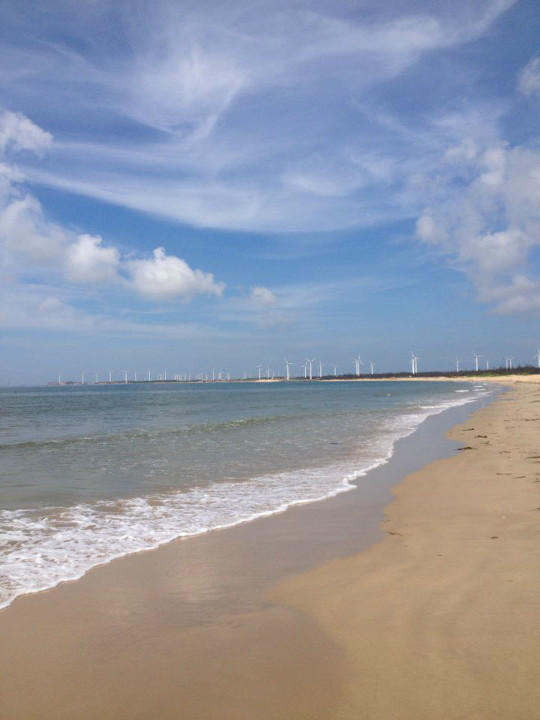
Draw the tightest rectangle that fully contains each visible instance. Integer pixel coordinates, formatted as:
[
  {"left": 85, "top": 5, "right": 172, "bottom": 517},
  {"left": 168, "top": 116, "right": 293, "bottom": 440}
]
[
  {"left": 0, "top": 194, "right": 66, "bottom": 264},
  {"left": 0, "top": 110, "right": 52, "bottom": 154},
  {"left": 64, "top": 234, "right": 120, "bottom": 284},
  {"left": 127, "top": 247, "right": 225, "bottom": 300},
  {"left": 0, "top": 110, "right": 226, "bottom": 312},
  {"left": 518, "top": 56, "right": 540, "bottom": 96},
  {"left": 416, "top": 141, "right": 540, "bottom": 314}
]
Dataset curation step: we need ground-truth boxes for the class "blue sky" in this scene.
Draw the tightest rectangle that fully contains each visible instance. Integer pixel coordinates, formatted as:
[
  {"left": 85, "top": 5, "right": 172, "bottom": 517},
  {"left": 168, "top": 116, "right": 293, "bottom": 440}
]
[{"left": 1, "top": 0, "right": 539, "bottom": 383}]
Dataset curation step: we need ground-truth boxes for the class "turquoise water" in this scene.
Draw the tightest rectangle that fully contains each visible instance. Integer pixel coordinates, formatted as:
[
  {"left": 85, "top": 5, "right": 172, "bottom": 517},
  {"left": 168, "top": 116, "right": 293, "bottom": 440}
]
[{"left": 0, "top": 380, "right": 494, "bottom": 608}]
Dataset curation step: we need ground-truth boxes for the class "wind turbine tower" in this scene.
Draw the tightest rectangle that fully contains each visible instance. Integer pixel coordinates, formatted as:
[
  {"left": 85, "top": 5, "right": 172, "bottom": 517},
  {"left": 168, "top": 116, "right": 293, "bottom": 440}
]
[
  {"left": 354, "top": 355, "right": 363, "bottom": 377},
  {"left": 318, "top": 360, "right": 323, "bottom": 378},
  {"left": 533, "top": 347, "right": 540, "bottom": 369},
  {"left": 306, "top": 358, "right": 315, "bottom": 380},
  {"left": 285, "top": 359, "right": 294, "bottom": 381},
  {"left": 333, "top": 364, "right": 338, "bottom": 377},
  {"left": 473, "top": 353, "right": 482, "bottom": 372},
  {"left": 124, "top": 370, "right": 129, "bottom": 384},
  {"left": 369, "top": 361, "right": 375, "bottom": 376}
]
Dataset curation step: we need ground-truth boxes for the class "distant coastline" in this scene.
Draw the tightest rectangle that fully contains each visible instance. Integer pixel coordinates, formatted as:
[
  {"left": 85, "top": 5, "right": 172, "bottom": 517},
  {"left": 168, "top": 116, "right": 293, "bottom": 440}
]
[{"left": 46, "top": 369, "right": 540, "bottom": 387}]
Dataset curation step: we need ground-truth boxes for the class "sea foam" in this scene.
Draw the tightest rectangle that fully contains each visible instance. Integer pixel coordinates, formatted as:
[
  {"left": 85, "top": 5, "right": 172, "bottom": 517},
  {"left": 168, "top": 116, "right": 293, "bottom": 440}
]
[{"left": 0, "top": 386, "right": 489, "bottom": 609}]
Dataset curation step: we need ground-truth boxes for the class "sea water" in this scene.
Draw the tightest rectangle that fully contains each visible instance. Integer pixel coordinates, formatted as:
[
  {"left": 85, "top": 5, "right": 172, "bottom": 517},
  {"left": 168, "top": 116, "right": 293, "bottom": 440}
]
[{"left": 0, "top": 379, "right": 494, "bottom": 608}]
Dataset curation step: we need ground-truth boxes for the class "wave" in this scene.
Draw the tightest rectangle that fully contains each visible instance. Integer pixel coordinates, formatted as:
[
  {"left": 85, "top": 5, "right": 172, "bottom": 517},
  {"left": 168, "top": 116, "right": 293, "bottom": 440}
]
[{"left": 0, "top": 387, "right": 492, "bottom": 610}]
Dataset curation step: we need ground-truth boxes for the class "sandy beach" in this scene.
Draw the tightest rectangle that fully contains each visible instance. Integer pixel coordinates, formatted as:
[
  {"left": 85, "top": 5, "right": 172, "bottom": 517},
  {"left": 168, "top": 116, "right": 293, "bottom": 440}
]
[
  {"left": 1, "top": 379, "right": 539, "bottom": 718},
  {"left": 275, "top": 379, "right": 540, "bottom": 718}
]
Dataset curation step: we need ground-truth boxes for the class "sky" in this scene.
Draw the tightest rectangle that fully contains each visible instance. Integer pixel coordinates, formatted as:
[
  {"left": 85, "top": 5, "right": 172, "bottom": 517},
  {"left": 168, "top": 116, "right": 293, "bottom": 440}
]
[{"left": 1, "top": 0, "right": 539, "bottom": 384}]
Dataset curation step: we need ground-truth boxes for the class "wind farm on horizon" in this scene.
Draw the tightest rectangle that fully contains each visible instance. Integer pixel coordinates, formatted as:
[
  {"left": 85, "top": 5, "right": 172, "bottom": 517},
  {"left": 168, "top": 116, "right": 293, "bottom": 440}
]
[{"left": 49, "top": 349, "right": 540, "bottom": 387}]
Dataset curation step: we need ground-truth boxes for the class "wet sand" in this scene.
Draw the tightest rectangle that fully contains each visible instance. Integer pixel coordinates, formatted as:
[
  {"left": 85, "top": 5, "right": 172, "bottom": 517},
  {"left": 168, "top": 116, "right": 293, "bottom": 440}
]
[
  {"left": 275, "top": 380, "right": 540, "bottom": 718},
  {"left": 1, "top": 382, "right": 539, "bottom": 718}
]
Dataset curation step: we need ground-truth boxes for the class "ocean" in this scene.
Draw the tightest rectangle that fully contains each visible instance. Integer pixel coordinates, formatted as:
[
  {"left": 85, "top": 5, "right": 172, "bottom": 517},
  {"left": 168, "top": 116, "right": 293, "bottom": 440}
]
[{"left": 0, "top": 379, "right": 495, "bottom": 609}]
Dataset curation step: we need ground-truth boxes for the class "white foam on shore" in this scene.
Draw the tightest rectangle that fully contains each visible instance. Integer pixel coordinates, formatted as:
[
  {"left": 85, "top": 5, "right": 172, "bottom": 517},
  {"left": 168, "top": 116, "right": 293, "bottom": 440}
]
[{"left": 0, "top": 388, "right": 491, "bottom": 610}]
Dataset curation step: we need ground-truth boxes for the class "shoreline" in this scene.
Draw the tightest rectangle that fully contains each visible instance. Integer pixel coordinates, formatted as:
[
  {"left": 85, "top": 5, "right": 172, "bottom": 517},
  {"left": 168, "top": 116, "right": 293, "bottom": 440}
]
[
  {"left": 0, "top": 380, "right": 488, "bottom": 613},
  {"left": 274, "top": 380, "right": 540, "bottom": 718},
  {"left": 1, "top": 382, "right": 537, "bottom": 717}
]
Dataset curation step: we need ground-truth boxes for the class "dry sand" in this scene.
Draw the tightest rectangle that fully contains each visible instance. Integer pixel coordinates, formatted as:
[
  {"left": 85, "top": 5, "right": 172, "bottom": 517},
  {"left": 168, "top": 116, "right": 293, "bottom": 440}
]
[
  {"left": 1, "top": 380, "right": 539, "bottom": 719},
  {"left": 274, "top": 380, "right": 540, "bottom": 718}
]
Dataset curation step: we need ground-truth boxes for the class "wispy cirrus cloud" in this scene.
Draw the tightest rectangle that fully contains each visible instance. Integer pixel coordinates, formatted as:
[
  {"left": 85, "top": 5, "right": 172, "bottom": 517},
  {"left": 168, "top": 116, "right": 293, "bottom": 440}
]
[{"left": 0, "top": 1, "right": 519, "bottom": 233}]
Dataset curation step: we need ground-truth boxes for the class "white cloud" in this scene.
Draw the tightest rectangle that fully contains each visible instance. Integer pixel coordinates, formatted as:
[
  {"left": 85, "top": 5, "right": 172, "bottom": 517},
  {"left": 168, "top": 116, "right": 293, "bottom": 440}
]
[
  {"left": 124, "top": 43, "right": 246, "bottom": 137},
  {"left": 64, "top": 234, "right": 120, "bottom": 284},
  {"left": 0, "top": 2, "right": 518, "bottom": 233},
  {"left": 0, "top": 286, "right": 96, "bottom": 331},
  {"left": 0, "top": 111, "right": 227, "bottom": 319},
  {"left": 416, "top": 141, "right": 540, "bottom": 314},
  {"left": 250, "top": 285, "right": 276, "bottom": 306},
  {"left": 127, "top": 247, "right": 225, "bottom": 300},
  {"left": 0, "top": 194, "right": 66, "bottom": 265},
  {"left": 415, "top": 214, "right": 447, "bottom": 245},
  {"left": 0, "top": 110, "right": 52, "bottom": 154},
  {"left": 518, "top": 56, "right": 540, "bottom": 96}
]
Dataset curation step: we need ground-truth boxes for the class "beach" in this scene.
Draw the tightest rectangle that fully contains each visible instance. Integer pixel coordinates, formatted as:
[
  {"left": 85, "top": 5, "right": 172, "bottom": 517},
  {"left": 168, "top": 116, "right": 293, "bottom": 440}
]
[
  {"left": 275, "top": 379, "right": 540, "bottom": 718},
  {"left": 1, "top": 379, "right": 539, "bottom": 718}
]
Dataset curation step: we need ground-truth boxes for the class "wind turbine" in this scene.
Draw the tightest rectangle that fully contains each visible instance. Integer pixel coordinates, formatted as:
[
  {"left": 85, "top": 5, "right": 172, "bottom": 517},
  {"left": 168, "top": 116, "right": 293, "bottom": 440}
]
[
  {"left": 508, "top": 356, "right": 515, "bottom": 370},
  {"left": 80, "top": 370, "right": 85, "bottom": 385},
  {"left": 369, "top": 361, "right": 375, "bottom": 376},
  {"left": 533, "top": 347, "right": 540, "bottom": 369},
  {"left": 306, "top": 358, "right": 315, "bottom": 380},
  {"left": 455, "top": 357, "right": 460, "bottom": 373},
  {"left": 318, "top": 360, "right": 323, "bottom": 378},
  {"left": 148, "top": 369, "right": 151, "bottom": 382},
  {"left": 302, "top": 362, "right": 308, "bottom": 379},
  {"left": 285, "top": 359, "right": 294, "bottom": 381},
  {"left": 473, "top": 353, "right": 482, "bottom": 372},
  {"left": 123, "top": 370, "right": 129, "bottom": 384},
  {"left": 354, "top": 355, "right": 363, "bottom": 377},
  {"left": 256, "top": 365, "right": 262, "bottom": 381},
  {"left": 108, "top": 369, "right": 113, "bottom": 383},
  {"left": 333, "top": 364, "right": 338, "bottom": 377},
  {"left": 410, "top": 352, "right": 418, "bottom": 375}
]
